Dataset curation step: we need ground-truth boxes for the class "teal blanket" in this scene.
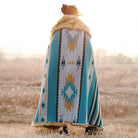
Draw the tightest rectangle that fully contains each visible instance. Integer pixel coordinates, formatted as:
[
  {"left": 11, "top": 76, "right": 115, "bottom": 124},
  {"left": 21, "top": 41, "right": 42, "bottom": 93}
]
[{"left": 32, "top": 28, "right": 103, "bottom": 128}]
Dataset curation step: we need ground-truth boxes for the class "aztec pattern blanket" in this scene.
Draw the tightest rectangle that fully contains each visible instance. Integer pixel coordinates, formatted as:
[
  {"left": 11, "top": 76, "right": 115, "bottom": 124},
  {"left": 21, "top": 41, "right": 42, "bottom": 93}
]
[{"left": 32, "top": 27, "right": 103, "bottom": 128}]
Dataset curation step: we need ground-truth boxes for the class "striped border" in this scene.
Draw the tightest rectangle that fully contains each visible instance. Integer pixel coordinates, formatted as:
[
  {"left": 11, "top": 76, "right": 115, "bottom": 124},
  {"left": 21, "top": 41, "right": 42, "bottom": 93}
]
[
  {"left": 56, "top": 29, "right": 62, "bottom": 121},
  {"left": 89, "top": 87, "right": 98, "bottom": 124},
  {"left": 88, "top": 78, "right": 97, "bottom": 122},
  {"left": 88, "top": 51, "right": 94, "bottom": 93},
  {"left": 92, "top": 99, "right": 99, "bottom": 125},
  {"left": 77, "top": 32, "right": 86, "bottom": 122}
]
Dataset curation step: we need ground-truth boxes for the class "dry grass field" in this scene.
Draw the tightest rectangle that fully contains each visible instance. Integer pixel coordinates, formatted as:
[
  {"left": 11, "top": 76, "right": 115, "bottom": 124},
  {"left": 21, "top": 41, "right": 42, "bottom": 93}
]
[{"left": 0, "top": 58, "right": 138, "bottom": 138}]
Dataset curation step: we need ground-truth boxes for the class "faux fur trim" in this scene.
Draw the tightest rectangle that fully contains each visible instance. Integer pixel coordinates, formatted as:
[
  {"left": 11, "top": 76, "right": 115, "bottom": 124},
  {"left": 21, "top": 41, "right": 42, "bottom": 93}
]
[
  {"left": 50, "top": 15, "right": 91, "bottom": 40},
  {"left": 31, "top": 121, "right": 103, "bottom": 130}
]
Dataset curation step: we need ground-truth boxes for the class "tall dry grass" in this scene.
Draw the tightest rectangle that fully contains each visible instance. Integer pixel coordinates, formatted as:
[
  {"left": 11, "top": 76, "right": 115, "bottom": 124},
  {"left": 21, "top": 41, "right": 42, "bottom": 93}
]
[{"left": 0, "top": 56, "right": 138, "bottom": 137}]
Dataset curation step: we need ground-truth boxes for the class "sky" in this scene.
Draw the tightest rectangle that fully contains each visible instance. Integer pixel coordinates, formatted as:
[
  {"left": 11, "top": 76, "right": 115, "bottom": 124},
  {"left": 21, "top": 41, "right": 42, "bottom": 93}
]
[{"left": 0, "top": 0, "right": 138, "bottom": 58}]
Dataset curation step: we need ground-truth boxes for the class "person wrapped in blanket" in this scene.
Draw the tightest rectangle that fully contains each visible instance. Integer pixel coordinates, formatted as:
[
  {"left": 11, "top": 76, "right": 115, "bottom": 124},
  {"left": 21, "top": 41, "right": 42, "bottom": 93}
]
[{"left": 32, "top": 4, "right": 103, "bottom": 135}]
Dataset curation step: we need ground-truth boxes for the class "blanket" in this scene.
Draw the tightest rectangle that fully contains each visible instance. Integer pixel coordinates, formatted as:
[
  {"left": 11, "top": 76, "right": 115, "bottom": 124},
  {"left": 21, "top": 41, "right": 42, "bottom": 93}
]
[{"left": 32, "top": 15, "right": 103, "bottom": 129}]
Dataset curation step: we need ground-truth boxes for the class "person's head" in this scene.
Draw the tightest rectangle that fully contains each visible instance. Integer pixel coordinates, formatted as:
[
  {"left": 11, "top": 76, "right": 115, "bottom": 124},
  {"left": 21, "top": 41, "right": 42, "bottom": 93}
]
[
  {"left": 50, "top": 4, "right": 91, "bottom": 40},
  {"left": 61, "top": 4, "right": 82, "bottom": 16}
]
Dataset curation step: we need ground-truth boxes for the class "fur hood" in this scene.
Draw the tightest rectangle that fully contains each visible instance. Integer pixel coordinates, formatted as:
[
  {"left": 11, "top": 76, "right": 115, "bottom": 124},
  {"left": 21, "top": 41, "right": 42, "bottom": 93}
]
[{"left": 50, "top": 15, "right": 91, "bottom": 40}]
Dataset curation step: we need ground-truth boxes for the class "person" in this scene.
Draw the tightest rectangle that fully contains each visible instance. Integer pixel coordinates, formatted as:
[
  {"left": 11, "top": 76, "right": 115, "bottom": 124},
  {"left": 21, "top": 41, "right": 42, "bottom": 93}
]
[{"left": 31, "top": 4, "right": 103, "bottom": 135}]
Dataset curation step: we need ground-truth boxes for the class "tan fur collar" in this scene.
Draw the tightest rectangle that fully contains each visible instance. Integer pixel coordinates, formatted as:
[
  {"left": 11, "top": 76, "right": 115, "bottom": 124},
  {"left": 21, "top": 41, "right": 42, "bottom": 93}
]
[{"left": 50, "top": 15, "right": 91, "bottom": 40}]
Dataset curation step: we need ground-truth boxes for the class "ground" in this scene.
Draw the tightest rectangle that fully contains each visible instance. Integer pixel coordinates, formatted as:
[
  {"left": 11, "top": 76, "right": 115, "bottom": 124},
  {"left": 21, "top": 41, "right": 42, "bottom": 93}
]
[{"left": 0, "top": 59, "right": 138, "bottom": 138}]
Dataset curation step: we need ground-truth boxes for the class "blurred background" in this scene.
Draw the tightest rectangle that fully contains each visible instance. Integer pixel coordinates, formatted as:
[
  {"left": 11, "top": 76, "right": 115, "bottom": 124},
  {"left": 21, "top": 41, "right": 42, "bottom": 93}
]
[
  {"left": 0, "top": 0, "right": 138, "bottom": 138},
  {"left": 0, "top": 0, "right": 138, "bottom": 62}
]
